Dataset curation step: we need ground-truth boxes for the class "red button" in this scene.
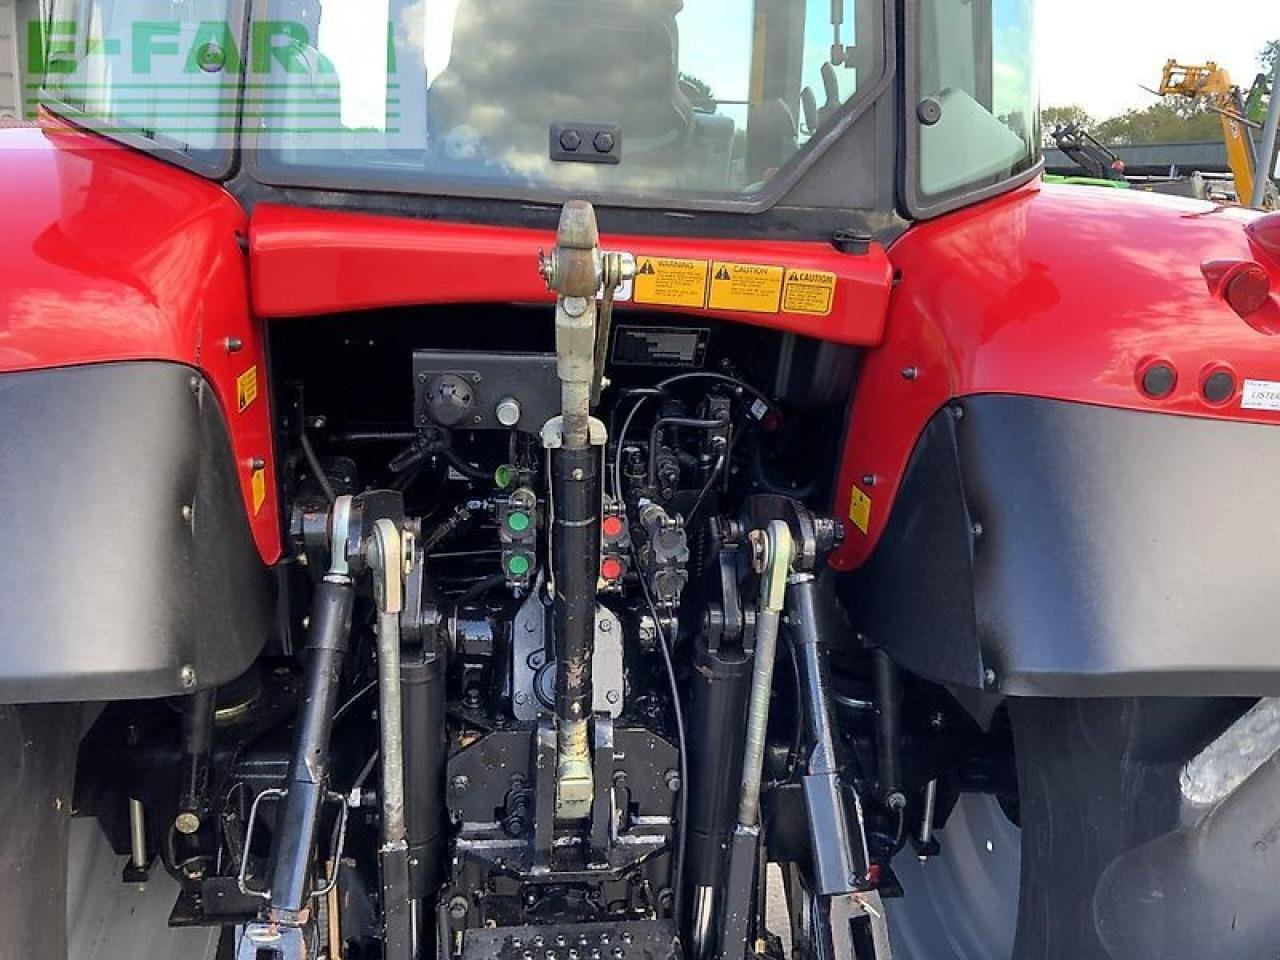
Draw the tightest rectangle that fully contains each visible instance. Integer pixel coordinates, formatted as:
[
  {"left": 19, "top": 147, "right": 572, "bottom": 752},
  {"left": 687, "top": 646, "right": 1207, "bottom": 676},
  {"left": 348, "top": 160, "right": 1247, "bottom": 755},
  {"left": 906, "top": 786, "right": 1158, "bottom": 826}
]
[
  {"left": 602, "top": 515, "right": 625, "bottom": 539},
  {"left": 601, "top": 557, "right": 624, "bottom": 580}
]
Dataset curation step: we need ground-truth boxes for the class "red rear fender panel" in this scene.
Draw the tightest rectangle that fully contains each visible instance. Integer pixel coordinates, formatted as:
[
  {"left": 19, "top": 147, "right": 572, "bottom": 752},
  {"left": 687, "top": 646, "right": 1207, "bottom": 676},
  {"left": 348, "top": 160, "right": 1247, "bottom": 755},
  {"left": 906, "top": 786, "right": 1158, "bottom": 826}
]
[
  {"left": 248, "top": 204, "right": 895, "bottom": 347},
  {"left": 0, "top": 124, "right": 280, "bottom": 562},
  {"left": 831, "top": 183, "right": 1280, "bottom": 571}
]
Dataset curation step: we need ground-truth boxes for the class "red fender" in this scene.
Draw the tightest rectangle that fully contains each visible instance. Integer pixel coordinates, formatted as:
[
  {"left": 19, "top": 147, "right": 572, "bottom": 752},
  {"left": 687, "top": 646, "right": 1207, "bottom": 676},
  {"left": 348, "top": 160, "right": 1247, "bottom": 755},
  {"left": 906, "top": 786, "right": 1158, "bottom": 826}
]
[
  {"left": 0, "top": 121, "right": 281, "bottom": 562},
  {"left": 830, "top": 184, "right": 1280, "bottom": 570}
]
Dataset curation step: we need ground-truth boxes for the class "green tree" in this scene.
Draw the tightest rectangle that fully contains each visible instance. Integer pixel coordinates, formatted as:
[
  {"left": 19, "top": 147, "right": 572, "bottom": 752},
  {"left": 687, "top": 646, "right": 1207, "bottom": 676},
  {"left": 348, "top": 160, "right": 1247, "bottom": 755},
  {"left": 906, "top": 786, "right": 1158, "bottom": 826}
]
[
  {"left": 1261, "top": 39, "right": 1278, "bottom": 76},
  {"left": 678, "top": 73, "right": 715, "bottom": 111},
  {"left": 1040, "top": 104, "right": 1096, "bottom": 146},
  {"left": 1092, "top": 99, "right": 1221, "bottom": 145}
]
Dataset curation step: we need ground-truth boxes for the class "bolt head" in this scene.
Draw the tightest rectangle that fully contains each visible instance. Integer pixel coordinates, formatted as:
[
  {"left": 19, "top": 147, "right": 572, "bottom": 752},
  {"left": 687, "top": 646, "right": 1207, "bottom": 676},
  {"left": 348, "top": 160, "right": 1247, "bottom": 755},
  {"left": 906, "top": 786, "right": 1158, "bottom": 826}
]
[
  {"left": 179, "top": 665, "right": 197, "bottom": 689},
  {"left": 559, "top": 129, "right": 582, "bottom": 151},
  {"left": 593, "top": 131, "right": 615, "bottom": 153}
]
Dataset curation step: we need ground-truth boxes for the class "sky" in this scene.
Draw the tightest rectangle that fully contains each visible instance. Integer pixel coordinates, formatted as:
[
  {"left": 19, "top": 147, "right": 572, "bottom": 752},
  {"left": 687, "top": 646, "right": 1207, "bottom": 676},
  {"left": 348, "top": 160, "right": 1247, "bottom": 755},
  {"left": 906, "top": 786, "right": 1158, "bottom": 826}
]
[{"left": 1039, "top": 1, "right": 1278, "bottom": 119}]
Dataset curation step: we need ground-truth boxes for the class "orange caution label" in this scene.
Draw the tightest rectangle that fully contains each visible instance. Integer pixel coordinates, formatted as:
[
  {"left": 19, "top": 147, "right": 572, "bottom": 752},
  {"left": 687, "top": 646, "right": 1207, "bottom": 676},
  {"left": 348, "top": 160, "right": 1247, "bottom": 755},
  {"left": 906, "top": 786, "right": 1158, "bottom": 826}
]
[
  {"left": 848, "top": 485, "right": 872, "bottom": 535},
  {"left": 782, "top": 269, "right": 837, "bottom": 316},
  {"left": 708, "top": 261, "right": 784, "bottom": 314},
  {"left": 236, "top": 365, "right": 259, "bottom": 413},
  {"left": 251, "top": 464, "right": 267, "bottom": 514},
  {"left": 634, "top": 256, "right": 710, "bottom": 308}
]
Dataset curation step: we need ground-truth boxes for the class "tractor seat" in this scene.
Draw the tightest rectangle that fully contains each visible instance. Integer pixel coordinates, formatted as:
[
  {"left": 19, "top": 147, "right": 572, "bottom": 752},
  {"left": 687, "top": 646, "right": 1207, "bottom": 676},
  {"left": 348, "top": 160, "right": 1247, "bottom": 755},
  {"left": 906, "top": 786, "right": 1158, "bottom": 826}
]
[{"left": 428, "top": 0, "right": 694, "bottom": 178}]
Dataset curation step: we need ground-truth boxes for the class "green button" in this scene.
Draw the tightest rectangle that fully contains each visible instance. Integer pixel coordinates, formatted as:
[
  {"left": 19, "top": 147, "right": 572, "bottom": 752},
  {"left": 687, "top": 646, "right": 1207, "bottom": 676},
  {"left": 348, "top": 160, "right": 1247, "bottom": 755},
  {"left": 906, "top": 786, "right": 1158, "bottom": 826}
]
[
  {"left": 508, "top": 511, "right": 531, "bottom": 533},
  {"left": 506, "top": 553, "right": 531, "bottom": 576}
]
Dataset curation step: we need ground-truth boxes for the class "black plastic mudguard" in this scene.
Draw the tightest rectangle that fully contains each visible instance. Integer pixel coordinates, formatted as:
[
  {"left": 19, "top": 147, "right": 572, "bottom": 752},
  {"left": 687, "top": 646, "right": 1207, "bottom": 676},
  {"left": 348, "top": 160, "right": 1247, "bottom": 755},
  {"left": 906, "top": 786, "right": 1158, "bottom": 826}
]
[
  {"left": 846, "top": 395, "right": 1280, "bottom": 696},
  {"left": 0, "top": 361, "right": 271, "bottom": 702}
]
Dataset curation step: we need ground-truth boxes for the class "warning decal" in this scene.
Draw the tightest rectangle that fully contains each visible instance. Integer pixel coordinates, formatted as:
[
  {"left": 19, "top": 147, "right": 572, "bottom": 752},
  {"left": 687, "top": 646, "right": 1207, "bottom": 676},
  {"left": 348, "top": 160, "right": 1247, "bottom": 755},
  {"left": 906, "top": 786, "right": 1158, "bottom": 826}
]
[
  {"left": 782, "top": 269, "right": 837, "bottom": 316},
  {"left": 633, "top": 256, "right": 710, "bottom": 308},
  {"left": 236, "top": 365, "right": 259, "bottom": 413},
  {"left": 251, "top": 464, "right": 267, "bottom": 514},
  {"left": 708, "top": 261, "right": 784, "bottom": 314},
  {"left": 848, "top": 485, "right": 872, "bottom": 535}
]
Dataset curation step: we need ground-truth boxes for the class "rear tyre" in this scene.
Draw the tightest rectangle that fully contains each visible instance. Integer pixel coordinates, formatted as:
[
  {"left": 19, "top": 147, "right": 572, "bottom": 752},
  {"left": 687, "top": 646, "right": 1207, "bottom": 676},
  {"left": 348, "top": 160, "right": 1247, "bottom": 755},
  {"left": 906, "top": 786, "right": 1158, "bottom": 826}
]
[{"left": 886, "top": 696, "right": 1246, "bottom": 960}]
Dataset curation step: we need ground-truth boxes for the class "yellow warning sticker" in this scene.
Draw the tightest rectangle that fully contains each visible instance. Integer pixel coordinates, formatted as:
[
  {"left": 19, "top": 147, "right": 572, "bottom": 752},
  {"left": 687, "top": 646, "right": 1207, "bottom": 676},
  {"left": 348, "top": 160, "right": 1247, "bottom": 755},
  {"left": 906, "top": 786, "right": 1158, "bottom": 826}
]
[
  {"left": 848, "top": 485, "right": 872, "bottom": 535},
  {"left": 236, "top": 365, "right": 259, "bottom": 413},
  {"left": 782, "top": 269, "right": 837, "bottom": 316},
  {"left": 708, "top": 261, "right": 784, "bottom": 314},
  {"left": 634, "top": 256, "right": 710, "bottom": 308},
  {"left": 251, "top": 464, "right": 267, "bottom": 515}
]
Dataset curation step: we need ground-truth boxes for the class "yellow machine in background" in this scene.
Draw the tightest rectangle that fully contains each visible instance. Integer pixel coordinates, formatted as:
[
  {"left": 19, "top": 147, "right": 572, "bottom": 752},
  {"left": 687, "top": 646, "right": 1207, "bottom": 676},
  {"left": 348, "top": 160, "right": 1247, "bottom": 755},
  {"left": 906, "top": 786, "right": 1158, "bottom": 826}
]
[{"left": 1158, "top": 60, "right": 1274, "bottom": 209}]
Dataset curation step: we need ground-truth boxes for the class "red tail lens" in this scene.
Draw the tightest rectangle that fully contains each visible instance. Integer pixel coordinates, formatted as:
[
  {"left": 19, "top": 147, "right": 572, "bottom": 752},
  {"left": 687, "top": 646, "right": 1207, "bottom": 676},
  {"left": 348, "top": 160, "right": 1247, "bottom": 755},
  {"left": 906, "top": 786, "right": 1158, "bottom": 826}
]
[
  {"left": 1224, "top": 264, "right": 1272, "bottom": 317},
  {"left": 1246, "top": 211, "right": 1280, "bottom": 267}
]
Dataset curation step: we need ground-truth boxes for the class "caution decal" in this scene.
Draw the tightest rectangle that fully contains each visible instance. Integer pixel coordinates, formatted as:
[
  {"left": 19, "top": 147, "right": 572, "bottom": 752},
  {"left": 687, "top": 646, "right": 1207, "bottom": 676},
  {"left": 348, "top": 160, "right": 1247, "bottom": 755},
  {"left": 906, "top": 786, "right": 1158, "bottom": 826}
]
[
  {"left": 782, "top": 269, "right": 837, "bottom": 316},
  {"left": 708, "top": 261, "right": 784, "bottom": 314},
  {"left": 236, "top": 365, "right": 259, "bottom": 413},
  {"left": 629, "top": 253, "right": 840, "bottom": 316},
  {"left": 848, "top": 485, "right": 872, "bottom": 535},
  {"left": 633, "top": 256, "right": 710, "bottom": 308},
  {"left": 251, "top": 464, "right": 267, "bottom": 514}
]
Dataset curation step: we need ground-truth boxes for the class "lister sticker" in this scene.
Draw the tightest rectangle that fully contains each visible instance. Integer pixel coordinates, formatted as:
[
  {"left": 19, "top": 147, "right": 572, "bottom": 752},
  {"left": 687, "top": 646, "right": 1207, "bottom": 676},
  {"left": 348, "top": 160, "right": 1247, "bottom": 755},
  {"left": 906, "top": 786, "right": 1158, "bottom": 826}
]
[
  {"left": 634, "top": 256, "right": 710, "bottom": 308},
  {"left": 782, "top": 269, "right": 837, "bottom": 316},
  {"left": 848, "top": 485, "right": 872, "bottom": 535},
  {"left": 1242, "top": 379, "right": 1280, "bottom": 411},
  {"left": 708, "top": 261, "right": 784, "bottom": 313},
  {"left": 236, "top": 365, "right": 259, "bottom": 413}
]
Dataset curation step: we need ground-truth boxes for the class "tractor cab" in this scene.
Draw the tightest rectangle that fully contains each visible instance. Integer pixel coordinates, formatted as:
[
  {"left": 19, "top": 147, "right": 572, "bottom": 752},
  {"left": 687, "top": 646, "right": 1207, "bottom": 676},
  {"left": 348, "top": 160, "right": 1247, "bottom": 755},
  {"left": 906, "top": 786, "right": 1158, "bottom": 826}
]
[{"left": 37, "top": 0, "right": 1039, "bottom": 223}]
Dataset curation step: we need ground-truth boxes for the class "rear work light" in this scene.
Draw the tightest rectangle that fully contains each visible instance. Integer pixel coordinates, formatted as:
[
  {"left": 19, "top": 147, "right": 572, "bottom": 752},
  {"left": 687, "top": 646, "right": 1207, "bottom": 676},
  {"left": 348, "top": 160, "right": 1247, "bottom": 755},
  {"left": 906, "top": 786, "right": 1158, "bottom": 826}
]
[{"left": 1201, "top": 258, "right": 1277, "bottom": 327}]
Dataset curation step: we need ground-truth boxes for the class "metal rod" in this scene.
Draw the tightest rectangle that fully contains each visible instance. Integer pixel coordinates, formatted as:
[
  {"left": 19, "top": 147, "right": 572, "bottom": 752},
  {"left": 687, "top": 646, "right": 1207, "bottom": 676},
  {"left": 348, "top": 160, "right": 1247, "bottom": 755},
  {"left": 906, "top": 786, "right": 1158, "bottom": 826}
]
[
  {"left": 377, "top": 610, "right": 407, "bottom": 843},
  {"left": 737, "top": 606, "right": 781, "bottom": 829},
  {"left": 1251, "top": 76, "right": 1280, "bottom": 209},
  {"left": 367, "top": 518, "right": 408, "bottom": 845},
  {"left": 919, "top": 779, "right": 938, "bottom": 849},
  {"left": 736, "top": 521, "right": 792, "bottom": 829},
  {"left": 128, "top": 798, "right": 148, "bottom": 869}
]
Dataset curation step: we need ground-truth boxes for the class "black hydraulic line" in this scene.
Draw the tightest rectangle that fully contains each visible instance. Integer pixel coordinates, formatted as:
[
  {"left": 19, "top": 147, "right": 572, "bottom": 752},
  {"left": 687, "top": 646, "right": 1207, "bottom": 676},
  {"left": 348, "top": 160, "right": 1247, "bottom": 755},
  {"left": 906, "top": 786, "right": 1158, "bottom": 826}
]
[
  {"left": 300, "top": 429, "right": 337, "bottom": 504},
  {"left": 442, "top": 447, "right": 492, "bottom": 483},
  {"left": 608, "top": 387, "right": 663, "bottom": 443},
  {"left": 647, "top": 416, "right": 727, "bottom": 489},
  {"left": 686, "top": 454, "right": 726, "bottom": 526},
  {"left": 336, "top": 430, "right": 419, "bottom": 443},
  {"left": 637, "top": 559, "right": 688, "bottom": 931},
  {"left": 870, "top": 647, "right": 905, "bottom": 808},
  {"left": 266, "top": 576, "right": 355, "bottom": 920},
  {"left": 452, "top": 572, "right": 506, "bottom": 609},
  {"left": 551, "top": 445, "right": 602, "bottom": 745},
  {"left": 655, "top": 372, "right": 778, "bottom": 416}
]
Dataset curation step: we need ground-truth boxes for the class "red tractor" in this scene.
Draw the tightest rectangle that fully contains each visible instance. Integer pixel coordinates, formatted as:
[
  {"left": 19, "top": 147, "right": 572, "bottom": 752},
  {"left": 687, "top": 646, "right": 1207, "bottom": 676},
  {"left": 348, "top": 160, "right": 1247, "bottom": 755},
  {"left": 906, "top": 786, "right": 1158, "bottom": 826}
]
[{"left": 2, "top": 2, "right": 1279, "bottom": 959}]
